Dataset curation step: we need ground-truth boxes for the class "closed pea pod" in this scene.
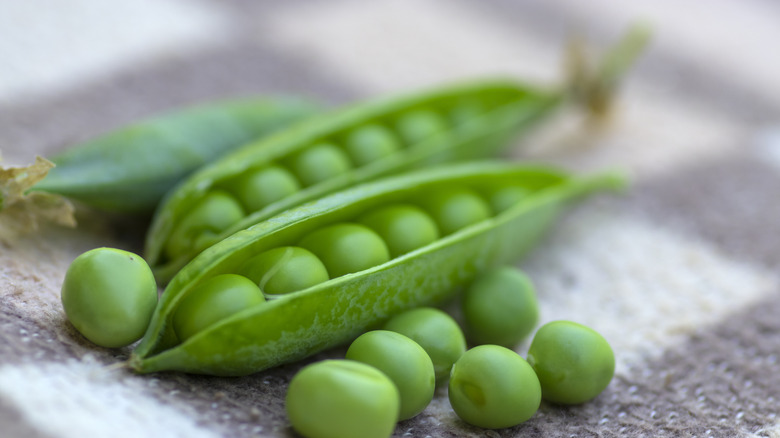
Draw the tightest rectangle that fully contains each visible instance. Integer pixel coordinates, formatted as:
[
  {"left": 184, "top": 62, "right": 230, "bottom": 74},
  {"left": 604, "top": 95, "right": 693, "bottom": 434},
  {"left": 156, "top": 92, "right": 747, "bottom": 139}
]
[
  {"left": 30, "top": 97, "right": 321, "bottom": 214},
  {"left": 130, "top": 162, "right": 624, "bottom": 376}
]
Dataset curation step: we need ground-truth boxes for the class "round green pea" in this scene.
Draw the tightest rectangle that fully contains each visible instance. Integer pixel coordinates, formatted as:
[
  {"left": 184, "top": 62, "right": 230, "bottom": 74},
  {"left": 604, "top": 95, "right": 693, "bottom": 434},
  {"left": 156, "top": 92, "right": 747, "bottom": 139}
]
[
  {"left": 462, "top": 267, "right": 539, "bottom": 348},
  {"left": 288, "top": 143, "right": 351, "bottom": 186},
  {"left": 383, "top": 307, "right": 466, "bottom": 384},
  {"left": 164, "top": 190, "right": 245, "bottom": 260},
  {"left": 449, "top": 345, "right": 541, "bottom": 429},
  {"left": 299, "top": 223, "right": 390, "bottom": 278},
  {"left": 344, "top": 124, "right": 401, "bottom": 166},
  {"left": 346, "top": 330, "right": 435, "bottom": 420},
  {"left": 228, "top": 165, "right": 301, "bottom": 213},
  {"left": 527, "top": 320, "right": 615, "bottom": 405},
  {"left": 395, "top": 109, "right": 447, "bottom": 144},
  {"left": 487, "top": 184, "right": 529, "bottom": 214},
  {"left": 239, "top": 246, "right": 329, "bottom": 295},
  {"left": 424, "top": 187, "right": 492, "bottom": 235},
  {"left": 358, "top": 204, "right": 440, "bottom": 257},
  {"left": 60, "top": 247, "right": 157, "bottom": 348},
  {"left": 172, "top": 274, "right": 265, "bottom": 342},
  {"left": 286, "top": 359, "right": 399, "bottom": 438}
]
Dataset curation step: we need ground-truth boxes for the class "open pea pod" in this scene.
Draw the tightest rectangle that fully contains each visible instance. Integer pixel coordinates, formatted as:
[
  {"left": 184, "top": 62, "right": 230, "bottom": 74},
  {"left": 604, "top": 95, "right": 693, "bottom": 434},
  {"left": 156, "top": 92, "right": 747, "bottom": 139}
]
[
  {"left": 145, "top": 80, "right": 564, "bottom": 283},
  {"left": 30, "top": 97, "right": 321, "bottom": 214},
  {"left": 131, "top": 162, "right": 625, "bottom": 376}
]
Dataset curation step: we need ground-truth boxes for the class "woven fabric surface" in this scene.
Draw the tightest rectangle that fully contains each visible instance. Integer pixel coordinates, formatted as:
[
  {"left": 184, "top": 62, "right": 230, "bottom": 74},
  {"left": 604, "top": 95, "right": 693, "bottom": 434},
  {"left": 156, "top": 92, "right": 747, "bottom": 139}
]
[{"left": 1, "top": 1, "right": 779, "bottom": 437}]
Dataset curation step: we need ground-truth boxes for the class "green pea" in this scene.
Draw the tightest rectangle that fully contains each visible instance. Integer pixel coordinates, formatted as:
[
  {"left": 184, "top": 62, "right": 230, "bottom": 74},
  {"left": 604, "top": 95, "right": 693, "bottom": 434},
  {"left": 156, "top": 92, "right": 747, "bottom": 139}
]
[
  {"left": 164, "top": 190, "right": 245, "bottom": 260},
  {"left": 487, "top": 184, "right": 529, "bottom": 214},
  {"left": 228, "top": 165, "right": 301, "bottom": 213},
  {"left": 449, "top": 345, "right": 541, "bottom": 429},
  {"left": 239, "top": 246, "right": 329, "bottom": 295},
  {"left": 358, "top": 204, "right": 440, "bottom": 257},
  {"left": 288, "top": 143, "right": 352, "bottom": 186},
  {"left": 383, "top": 307, "right": 466, "bottom": 384},
  {"left": 346, "top": 330, "right": 435, "bottom": 420},
  {"left": 172, "top": 274, "right": 265, "bottom": 342},
  {"left": 395, "top": 109, "right": 447, "bottom": 144},
  {"left": 344, "top": 124, "right": 401, "bottom": 166},
  {"left": 424, "top": 187, "right": 492, "bottom": 235},
  {"left": 299, "top": 223, "right": 390, "bottom": 278},
  {"left": 286, "top": 359, "right": 399, "bottom": 438},
  {"left": 60, "top": 248, "right": 157, "bottom": 348},
  {"left": 462, "top": 267, "right": 538, "bottom": 348},
  {"left": 526, "top": 320, "right": 615, "bottom": 405}
]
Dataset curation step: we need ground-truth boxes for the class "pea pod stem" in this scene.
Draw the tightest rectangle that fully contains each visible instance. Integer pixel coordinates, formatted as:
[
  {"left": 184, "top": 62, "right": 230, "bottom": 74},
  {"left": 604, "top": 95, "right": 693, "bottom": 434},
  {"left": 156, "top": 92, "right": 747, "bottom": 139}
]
[{"left": 131, "top": 162, "right": 625, "bottom": 376}]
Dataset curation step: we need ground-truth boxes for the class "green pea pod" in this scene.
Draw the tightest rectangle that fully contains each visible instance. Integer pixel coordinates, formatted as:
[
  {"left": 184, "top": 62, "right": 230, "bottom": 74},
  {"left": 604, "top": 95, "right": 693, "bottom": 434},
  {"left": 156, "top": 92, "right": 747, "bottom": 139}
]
[
  {"left": 130, "top": 161, "right": 625, "bottom": 376},
  {"left": 145, "top": 81, "right": 563, "bottom": 283},
  {"left": 31, "top": 97, "right": 322, "bottom": 213}
]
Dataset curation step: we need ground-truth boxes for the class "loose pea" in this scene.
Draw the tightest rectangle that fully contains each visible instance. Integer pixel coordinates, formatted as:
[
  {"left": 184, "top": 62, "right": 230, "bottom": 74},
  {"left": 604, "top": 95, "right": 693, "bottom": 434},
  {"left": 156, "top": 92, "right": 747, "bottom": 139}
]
[
  {"left": 239, "top": 246, "right": 329, "bottom": 295},
  {"left": 346, "top": 330, "right": 435, "bottom": 420},
  {"left": 383, "top": 307, "right": 466, "bottom": 384},
  {"left": 449, "top": 345, "right": 541, "bottom": 429},
  {"left": 288, "top": 143, "right": 352, "bottom": 187},
  {"left": 299, "top": 223, "right": 390, "bottom": 278},
  {"left": 395, "top": 109, "right": 448, "bottom": 144},
  {"left": 286, "top": 359, "right": 399, "bottom": 438},
  {"left": 424, "top": 187, "right": 492, "bottom": 235},
  {"left": 358, "top": 204, "right": 440, "bottom": 257},
  {"left": 344, "top": 124, "right": 401, "bottom": 166},
  {"left": 487, "top": 184, "right": 529, "bottom": 214},
  {"left": 164, "top": 190, "right": 245, "bottom": 260},
  {"left": 172, "top": 274, "right": 265, "bottom": 342},
  {"left": 228, "top": 165, "right": 301, "bottom": 213},
  {"left": 60, "top": 248, "right": 157, "bottom": 348},
  {"left": 526, "top": 320, "right": 615, "bottom": 404},
  {"left": 462, "top": 267, "right": 539, "bottom": 348}
]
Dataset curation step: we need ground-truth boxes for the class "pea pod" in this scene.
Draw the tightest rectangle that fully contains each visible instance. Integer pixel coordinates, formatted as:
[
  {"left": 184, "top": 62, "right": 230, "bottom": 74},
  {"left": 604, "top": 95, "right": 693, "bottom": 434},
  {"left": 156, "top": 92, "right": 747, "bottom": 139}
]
[
  {"left": 145, "top": 81, "right": 563, "bottom": 283},
  {"left": 130, "top": 162, "right": 624, "bottom": 376},
  {"left": 31, "top": 97, "right": 321, "bottom": 213}
]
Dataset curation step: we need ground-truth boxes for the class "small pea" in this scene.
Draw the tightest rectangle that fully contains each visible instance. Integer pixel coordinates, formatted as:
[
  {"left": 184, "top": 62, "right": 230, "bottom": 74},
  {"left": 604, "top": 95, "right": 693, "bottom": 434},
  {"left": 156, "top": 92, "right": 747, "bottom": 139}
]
[
  {"left": 346, "top": 330, "right": 435, "bottom": 420},
  {"left": 527, "top": 320, "right": 615, "bottom": 404},
  {"left": 423, "top": 187, "right": 492, "bottom": 235},
  {"left": 239, "top": 246, "right": 329, "bottom": 295},
  {"left": 228, "top": 165, "right": 301, "bottom": 213},
  {"left": 449, "top": 345, "right": 541, "bottom": 429},
  {"left": 395, "top": 109, "right": 447, "bottom": 144},
  {"left": 286, "top": 359, "right": 399, "bottom": 438},
  {"left": 487, "top": 184, "right": 529, "bottom": 214},
  {"left": 299, "top": 223, "right": 390, "bottom": 278},
  {"left": 344, "top": 124, "right": 401, "bottom": 166},
  {"left": 288, "top": 143, "right": 352, "bottom": 187},
  {"left": 462, "top": 267, "right": 539, "bottom": 348},
  {"left": 358, "top": 204, "right": 440, "bottom": 257},
  {"left": 60, "top": 247, "right": 157, "bottom": 348},
  {"left": 383, "top": 307, "right": 466, "bottom": 384},
  {"left": 172, "top": 274, "right": 265, "bottom": 342},
  {"left": 164, "top": 190, "right": 245, "bottom": 260}
]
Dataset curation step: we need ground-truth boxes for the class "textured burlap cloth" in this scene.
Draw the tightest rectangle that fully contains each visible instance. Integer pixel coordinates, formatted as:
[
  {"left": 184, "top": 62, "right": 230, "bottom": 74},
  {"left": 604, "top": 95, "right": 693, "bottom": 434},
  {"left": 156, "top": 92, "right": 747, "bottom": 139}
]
[{"left": 2, "top": 1, "right": 779, "bottom": 437}]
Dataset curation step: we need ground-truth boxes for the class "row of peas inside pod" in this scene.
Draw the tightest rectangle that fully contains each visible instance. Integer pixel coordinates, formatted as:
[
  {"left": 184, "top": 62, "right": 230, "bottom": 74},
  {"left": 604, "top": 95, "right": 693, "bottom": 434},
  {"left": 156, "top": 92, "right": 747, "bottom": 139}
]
[
  {"left": 144, "top": 80, "right": 562, "bottom": 285},
  {"left": 286, "top": 267, "right": 616, "bottom": 438}
]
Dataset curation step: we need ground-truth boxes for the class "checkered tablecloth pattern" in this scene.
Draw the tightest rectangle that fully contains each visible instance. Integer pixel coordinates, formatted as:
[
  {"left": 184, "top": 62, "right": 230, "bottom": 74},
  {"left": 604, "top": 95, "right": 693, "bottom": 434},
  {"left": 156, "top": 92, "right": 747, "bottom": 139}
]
[{"left": 2, "top": 1, "right": 780, "bottom": 437}]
